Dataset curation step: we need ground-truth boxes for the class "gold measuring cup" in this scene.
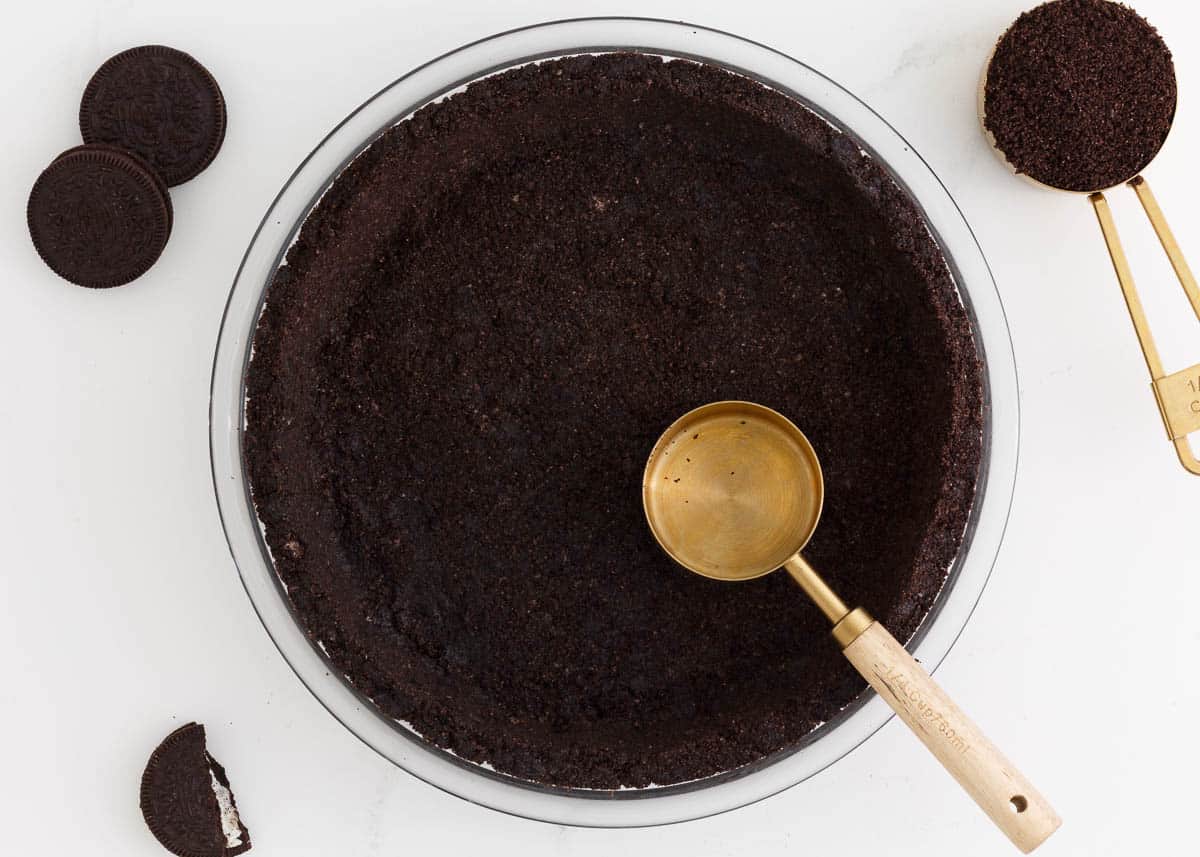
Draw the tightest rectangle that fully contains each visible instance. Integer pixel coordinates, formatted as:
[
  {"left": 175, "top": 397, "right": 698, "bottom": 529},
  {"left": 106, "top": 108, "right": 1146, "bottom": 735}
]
[
  {"left": 643, "top": 401, "right": 1060, "bottom": 852},
  {"left": 979, "top": 56, "right": 1200, "bottom": 475}
]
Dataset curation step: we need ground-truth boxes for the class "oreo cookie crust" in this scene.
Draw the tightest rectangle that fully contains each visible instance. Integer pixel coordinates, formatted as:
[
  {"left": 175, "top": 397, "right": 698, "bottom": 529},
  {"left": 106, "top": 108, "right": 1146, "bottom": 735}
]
[
  {"left": 245, "top": 53, "right": 984, "bottom": 788},
  {"left": 80, "top": 45, "right": 226, "bottom": 186},
  {"left": 139, "top": 723, "right": 251, "bottom": 857},
  {"left": 27, "top": 144, "right": 172, "bottom": 288}
]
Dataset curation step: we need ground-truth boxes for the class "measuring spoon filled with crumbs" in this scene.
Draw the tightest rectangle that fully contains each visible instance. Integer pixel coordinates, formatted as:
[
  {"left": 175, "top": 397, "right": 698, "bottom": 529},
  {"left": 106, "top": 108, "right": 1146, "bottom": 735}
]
[{"left": 981, "top": 0, "right": 1200, "bottom": 474}]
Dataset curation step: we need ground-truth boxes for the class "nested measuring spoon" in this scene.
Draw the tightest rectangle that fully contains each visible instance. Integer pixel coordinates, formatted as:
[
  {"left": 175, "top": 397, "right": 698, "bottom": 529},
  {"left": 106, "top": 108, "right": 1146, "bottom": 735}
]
[
  {"left": 980, "top": 0, "right": 1200, "bottom": 474},
  {"left": 643, "top": 402, "right": 1060, "bottom": 853}
]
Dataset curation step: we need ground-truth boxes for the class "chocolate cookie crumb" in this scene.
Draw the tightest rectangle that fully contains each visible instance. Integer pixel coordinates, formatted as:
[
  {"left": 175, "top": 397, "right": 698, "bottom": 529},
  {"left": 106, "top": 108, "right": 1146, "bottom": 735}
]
[
  {"left": 80, "top": 45, "right": 226, "bottom": 186},
  {"left": 140, "top": 723, "right": 251, "bottom": 857},
  {"left": 983, "top": 0, "right": 1176, "bottom": 191}
]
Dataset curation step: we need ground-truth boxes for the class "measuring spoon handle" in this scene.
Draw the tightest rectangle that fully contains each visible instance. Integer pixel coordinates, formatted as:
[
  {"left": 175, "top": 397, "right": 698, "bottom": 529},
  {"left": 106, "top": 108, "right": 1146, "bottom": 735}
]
[{"left": 841, "top": 620, "right": 1060, "bottom": 852}]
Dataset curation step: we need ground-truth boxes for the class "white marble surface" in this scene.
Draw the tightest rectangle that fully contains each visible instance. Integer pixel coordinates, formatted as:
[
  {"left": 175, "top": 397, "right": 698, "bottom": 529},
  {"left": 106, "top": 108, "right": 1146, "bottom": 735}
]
[{"left": 2, "top": 1, "right": 1198, "bottom": 854}]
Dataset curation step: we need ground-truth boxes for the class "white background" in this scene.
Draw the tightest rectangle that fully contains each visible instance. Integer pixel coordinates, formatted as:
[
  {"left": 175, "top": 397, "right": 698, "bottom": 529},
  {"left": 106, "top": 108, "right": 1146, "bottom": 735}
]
[{"left": 2, "top": 0, "right": 1198, "bottom": 854}]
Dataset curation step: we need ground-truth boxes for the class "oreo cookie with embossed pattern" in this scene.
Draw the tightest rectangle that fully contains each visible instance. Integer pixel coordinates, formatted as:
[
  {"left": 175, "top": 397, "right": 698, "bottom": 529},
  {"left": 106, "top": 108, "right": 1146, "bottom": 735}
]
[
  {"left": 27, "top": 144, "right": 172, "bottom": 288},
  {"left": 80, "top": 45, "right": 226, "bottom": 186},
  {"left": 140, "top": 722, "right": 251, "bottom": 857},
  {"left": 55, "top": 143, "right": 174, "bottom": 237}
]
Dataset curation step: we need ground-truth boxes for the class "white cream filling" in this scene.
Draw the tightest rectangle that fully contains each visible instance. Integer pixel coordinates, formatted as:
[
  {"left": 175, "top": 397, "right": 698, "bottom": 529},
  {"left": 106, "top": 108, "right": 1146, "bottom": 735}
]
[{"left": 209, "top": 770, "right": 243, "bottom": 849}]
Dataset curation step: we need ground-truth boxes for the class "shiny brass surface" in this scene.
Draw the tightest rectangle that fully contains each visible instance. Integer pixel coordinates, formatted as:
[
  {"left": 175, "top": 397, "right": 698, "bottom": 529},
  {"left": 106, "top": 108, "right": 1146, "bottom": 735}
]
[
  {"left": 1090, "top": 192, "right": 1165, "bottom": 378},
  {"left": 831, "top": 607, "right": 875, "bottom": 649},
  {"left": 784, "top": 554, "right": 848, "bottom": 623},
  {"left": 642, "top": 401, "right": 871, "bottom": 647},
  {"left": 643, "top": 401, "right": 823, "bottom": 581},
  {"left": 1130, "top": 177, "right": 1200, "bottom": 321},
  {"left": 1152, "top": 362, "right": 1200, "bottom": 441},
  {"left": 1090, "top": 188, "right": 1200, "bottom": 475}
]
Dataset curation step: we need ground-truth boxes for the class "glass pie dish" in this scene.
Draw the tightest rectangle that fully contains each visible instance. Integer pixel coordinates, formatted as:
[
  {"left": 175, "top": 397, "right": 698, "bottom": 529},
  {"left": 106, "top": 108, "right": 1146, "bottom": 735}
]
[{"left": 210, "top": 17, "right": 1019, "bottom": 827}]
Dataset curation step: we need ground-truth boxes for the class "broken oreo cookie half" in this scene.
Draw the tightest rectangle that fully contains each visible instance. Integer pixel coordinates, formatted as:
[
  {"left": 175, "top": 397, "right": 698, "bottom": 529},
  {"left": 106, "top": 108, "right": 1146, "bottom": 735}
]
[{"left": 139, "top": 722, "right": 251, "bottom": 857}]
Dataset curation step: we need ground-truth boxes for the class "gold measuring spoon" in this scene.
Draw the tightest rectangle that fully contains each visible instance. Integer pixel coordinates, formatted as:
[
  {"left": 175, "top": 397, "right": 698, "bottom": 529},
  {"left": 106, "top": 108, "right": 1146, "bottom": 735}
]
[
  {"left": 979, "top": 53, "right": 1200, "bottom": 475},
  {"left": 643, "top": 401, "right": 1060, "bottom": 852}
]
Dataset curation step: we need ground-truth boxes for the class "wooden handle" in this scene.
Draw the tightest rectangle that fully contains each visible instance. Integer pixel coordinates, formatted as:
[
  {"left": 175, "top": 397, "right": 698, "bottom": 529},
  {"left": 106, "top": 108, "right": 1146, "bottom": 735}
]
[{"left": 842, "top": 622, "right": 1061, "bottom": 852}]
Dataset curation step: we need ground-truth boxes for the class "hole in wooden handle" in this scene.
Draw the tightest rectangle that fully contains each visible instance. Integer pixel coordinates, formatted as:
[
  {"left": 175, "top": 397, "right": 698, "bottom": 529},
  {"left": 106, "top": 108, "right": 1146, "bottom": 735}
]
[{"left": 1010, "top": 795, "right": 1028, "bottom": 814}]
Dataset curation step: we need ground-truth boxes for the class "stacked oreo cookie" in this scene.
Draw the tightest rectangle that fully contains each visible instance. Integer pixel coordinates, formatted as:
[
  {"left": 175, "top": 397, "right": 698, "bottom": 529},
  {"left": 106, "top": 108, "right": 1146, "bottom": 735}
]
[{"left": 27, "top": 45, "right": 226, "bottom": 288}]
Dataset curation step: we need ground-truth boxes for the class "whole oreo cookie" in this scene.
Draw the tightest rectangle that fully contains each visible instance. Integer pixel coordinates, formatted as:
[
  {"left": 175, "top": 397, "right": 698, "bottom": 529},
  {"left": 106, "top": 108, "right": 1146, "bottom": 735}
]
[
  {"left": 27, "top": 144, "right": 172, "bottom": 288},
  {"left": 80, "top": 45, "right": 226, "bottom": 186},
  {"left": 140, "top": 723, "right": 251, "bottom": 857}
]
